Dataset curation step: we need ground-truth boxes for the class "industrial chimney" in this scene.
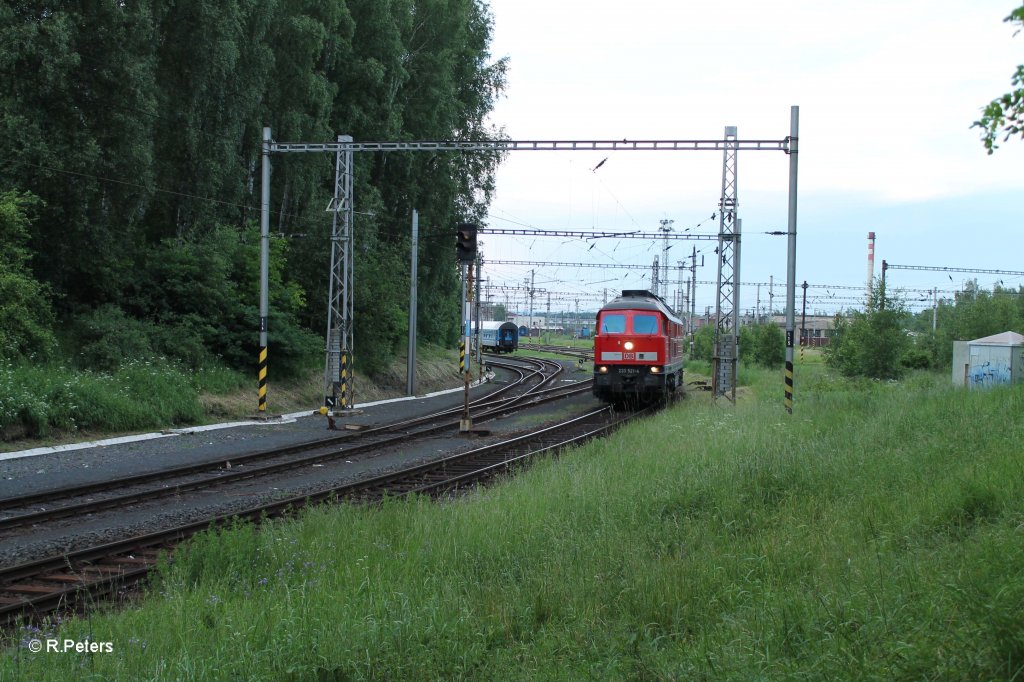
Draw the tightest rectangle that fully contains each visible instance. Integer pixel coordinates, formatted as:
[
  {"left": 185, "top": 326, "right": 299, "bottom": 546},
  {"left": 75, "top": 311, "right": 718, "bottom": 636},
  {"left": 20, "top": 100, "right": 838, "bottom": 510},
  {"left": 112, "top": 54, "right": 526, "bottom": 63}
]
[{"left": 866, "top": 231, "right": 876, "bottom": 301}]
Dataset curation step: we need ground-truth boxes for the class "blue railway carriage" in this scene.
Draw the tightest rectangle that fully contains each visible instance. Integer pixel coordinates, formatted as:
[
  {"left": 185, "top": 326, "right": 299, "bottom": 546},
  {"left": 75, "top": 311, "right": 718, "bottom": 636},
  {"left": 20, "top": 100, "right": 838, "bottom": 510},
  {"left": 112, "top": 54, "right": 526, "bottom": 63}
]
[{"left": 480, "top": 321, "right": 519, "bottom": 353}]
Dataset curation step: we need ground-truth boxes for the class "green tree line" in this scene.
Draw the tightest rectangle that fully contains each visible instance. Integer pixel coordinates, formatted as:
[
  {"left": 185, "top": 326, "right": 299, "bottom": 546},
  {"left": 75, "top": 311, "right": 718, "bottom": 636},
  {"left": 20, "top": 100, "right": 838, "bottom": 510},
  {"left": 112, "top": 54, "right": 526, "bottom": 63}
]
[
  {"left": 0, "top": 0, "right": 505, "bottom": 378},
  {"left": 826, "top": 280, "right": 1024, "bottom": 380},
  {"left": 684, "top": 279, "right": 1024, "bottom": 382}
]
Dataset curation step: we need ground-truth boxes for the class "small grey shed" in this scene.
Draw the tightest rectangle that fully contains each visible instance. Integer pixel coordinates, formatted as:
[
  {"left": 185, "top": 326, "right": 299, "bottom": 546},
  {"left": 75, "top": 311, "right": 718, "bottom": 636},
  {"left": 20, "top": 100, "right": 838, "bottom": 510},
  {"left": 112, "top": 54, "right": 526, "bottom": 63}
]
[{"left": 952, "top": 331, "right": 1024, "bottom": 388}]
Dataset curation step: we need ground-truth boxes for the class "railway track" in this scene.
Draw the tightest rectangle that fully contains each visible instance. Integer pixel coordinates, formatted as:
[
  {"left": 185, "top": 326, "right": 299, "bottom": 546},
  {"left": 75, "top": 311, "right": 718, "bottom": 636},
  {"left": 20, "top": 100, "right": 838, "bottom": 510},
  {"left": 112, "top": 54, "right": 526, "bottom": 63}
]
[
  {"left": 0, "top": 401, "right": 646, "bottom": 627},
  {"left": 0, "top": 356, "right": 580, "bottom": 533},
  {"left": 519, "top": 342, "right": 594, "bottom": 363}
]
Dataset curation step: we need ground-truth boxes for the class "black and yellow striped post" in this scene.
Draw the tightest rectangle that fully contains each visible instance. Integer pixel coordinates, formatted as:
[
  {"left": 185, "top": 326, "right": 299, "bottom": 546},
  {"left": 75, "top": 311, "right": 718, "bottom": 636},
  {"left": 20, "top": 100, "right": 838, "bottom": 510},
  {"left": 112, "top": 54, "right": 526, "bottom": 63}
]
[
  {"left": 784, "top": 362, "right": 794, "bottom": 413},
  {"left": 258, "top": 345, "right": 268, "bottom": 412},
  {"left": 459, "top": 340, "right": 466, "bottom": 374},
  {"left": 784, "top": 330, "right": 794, "bottom": 413},
  {"left": 340, "top": 351, "right": 349, "bottom": 409}
]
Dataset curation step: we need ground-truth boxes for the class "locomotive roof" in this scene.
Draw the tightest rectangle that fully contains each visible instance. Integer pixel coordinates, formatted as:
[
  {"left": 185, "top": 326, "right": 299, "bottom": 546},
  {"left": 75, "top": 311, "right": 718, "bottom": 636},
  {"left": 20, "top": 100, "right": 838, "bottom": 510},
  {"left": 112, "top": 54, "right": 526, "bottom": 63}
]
[{"left": 600, "top": 290, "right": 682, "bottom": 324}]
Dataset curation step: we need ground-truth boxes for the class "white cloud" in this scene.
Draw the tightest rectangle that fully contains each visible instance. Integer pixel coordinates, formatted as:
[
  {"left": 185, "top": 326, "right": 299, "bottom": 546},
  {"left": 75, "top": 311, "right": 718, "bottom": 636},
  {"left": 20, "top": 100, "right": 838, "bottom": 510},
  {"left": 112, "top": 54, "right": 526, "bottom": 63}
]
[{"left": 481, "top": 0, "right": 1024, "bottom": 310}]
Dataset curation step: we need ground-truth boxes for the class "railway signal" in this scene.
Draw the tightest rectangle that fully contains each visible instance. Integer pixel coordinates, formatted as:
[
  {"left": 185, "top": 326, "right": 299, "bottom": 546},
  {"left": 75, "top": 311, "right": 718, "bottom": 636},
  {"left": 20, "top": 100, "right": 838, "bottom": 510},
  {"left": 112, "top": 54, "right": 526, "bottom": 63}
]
[{"left": 456, "top": 223, "right": 478, "bottom": 262}]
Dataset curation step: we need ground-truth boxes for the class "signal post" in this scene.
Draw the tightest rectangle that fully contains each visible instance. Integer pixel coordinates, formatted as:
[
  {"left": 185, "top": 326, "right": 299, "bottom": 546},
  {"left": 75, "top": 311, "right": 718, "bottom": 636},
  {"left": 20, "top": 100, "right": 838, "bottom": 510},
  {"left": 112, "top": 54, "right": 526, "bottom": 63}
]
[{"left": 457, "top": 224, "right": 477, "bottom": 433}]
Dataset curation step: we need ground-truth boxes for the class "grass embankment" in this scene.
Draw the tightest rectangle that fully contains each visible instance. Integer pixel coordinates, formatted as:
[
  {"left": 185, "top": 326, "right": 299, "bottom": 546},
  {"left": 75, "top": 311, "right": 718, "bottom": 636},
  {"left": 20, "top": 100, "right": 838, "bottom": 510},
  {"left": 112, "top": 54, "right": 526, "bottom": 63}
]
[
  {"left": 0, "top": 346, "right": 462, "bottom": 450},
  {"left": 4, "top": 366, "right": 1023, "bottom": 679}
]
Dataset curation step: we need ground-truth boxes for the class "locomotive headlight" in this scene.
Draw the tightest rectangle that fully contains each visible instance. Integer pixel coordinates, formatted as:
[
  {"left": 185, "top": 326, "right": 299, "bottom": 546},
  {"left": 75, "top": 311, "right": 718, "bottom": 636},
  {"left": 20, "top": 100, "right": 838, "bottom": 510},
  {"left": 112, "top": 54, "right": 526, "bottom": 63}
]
[
  {"left": 623, "top": 341, "right": 634, "bottom": 351},
  {"left": 650, "top": 366, "right": 660, "bottom": 373},
  {"left": 598, "top": 366, "right": 608, "bottom": 373}
]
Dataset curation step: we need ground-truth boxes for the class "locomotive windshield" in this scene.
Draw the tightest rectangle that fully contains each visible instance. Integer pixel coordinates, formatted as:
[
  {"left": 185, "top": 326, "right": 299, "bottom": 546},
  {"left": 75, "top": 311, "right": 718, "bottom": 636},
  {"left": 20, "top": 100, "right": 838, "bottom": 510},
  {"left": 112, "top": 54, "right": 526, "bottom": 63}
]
[
  {"left": 600, "top": 313, "right": 626, "bottom": 334},
  {"left": 632, "top": 314, "right": 659, "bottom": 334}
]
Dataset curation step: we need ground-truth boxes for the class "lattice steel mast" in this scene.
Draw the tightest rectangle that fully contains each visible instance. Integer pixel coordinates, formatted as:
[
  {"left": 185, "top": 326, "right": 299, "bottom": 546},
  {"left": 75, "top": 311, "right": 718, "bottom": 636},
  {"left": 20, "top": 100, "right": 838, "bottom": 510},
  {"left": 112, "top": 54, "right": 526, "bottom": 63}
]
[
  {"left": 713, "top": 126, "right": 740, "bottom": 402},
  {"left": 323, "top": 135, "right": 355, "bottom": 408}
]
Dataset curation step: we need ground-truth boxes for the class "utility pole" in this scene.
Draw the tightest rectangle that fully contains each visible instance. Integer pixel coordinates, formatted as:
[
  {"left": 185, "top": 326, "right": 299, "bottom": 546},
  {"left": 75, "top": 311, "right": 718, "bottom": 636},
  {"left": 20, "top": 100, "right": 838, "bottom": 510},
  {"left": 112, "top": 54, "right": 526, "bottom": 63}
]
[
  {"left": 800, "top": 280, "right": 808, "bottom": 349},
  {"left": 880, "top": 259, "right": 887, "bottom": 310},
  {"left": 460, "top": 260, "right": 471, "bottom": 432},
  {"left": 681, "top": 277, "right": 689, "bottom": 330},
  {"left": 676, "top": 261, "right": 685, "bottom": 315},
  {"left": 258, "top": 127, "right": 271, "bottom": 415},
  {"left": 660, "top": 219, "right": 674, "bottom": 301},
  {"left": 783, "top": 105, "right": 800, "bottom": 414},
  {"left": 651, "top": 257, "right": 659, "bottom": 295},
  {"left": 483, "top": 276, "right": 490, "bottom": 321},
  {"left": 475, "top": 256, "right": 482, "bottom": 375},
  {"left": 529, "top": 269, "right": 535, "bottom": 339},
  {"left": 546, "top": 292, "right": 551, "bottom": 344},
  {"left": 690, "top": 247, "right": 699, "bottom": 342},
  {"left": 406, "top": 210, "right": 419, "bottom": 396}
]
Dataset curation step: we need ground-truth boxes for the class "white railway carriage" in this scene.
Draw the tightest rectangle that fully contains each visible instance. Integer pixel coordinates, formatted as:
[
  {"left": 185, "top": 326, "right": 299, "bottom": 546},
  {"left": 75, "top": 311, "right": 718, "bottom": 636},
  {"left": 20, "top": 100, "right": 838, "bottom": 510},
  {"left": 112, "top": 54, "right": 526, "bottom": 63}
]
[{"left": 479, "top": 321, "right": 519, "bottom": 353}]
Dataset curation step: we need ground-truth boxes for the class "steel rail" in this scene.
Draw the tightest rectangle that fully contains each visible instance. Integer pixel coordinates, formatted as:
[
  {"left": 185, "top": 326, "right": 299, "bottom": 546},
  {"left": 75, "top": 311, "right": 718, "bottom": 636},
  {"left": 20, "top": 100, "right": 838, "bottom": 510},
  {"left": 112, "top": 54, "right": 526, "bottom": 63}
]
[
  {"left": 0, "top": 403, "right": 644, "bottom": 627},
  {"left": 0, "top": 359, "right": 587, "bottom": 531},
  {"left": 0, "top": 356, "right": 548, "bottom": 510}
]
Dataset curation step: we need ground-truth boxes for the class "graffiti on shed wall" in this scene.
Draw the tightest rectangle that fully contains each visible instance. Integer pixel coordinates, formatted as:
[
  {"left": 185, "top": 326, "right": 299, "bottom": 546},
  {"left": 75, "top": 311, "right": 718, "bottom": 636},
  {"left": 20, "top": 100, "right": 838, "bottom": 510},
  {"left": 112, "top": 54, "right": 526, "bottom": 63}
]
[{"left": 969, "top": 361, "right": 1012, "bottom": 388}]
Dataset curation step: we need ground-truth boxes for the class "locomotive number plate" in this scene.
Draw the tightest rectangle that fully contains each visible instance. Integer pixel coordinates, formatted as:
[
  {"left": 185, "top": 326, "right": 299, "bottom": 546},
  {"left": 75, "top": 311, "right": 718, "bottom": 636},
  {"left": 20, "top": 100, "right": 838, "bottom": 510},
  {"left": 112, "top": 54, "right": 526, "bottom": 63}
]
[{"left": 619, "top": 368, "right": 640, "bottom": 374}]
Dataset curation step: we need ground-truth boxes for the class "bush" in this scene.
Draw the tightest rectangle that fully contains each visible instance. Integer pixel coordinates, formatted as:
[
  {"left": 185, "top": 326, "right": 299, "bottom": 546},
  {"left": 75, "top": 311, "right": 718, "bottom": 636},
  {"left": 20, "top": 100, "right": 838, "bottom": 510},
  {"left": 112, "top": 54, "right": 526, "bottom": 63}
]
[
  {"left": 0, "top": 191, "right": 56, "bottom": 362},
  {"left": 901, "top": 347, "right": 932, "bottom": 370},
  {"left": 690, "top": 325, "right": 715, "bottom": 362},
  {"left": 740, "top": 323, "right": 785, "bottom": 368},
  {"left": 72, "top": 304, "right": 157, "bottom": 371},
  {"left": 0, "top": 359, "right": 207, "bottom": 441},
  {"left": 825, "top": 287, "right": 911, "bottom": 380}
]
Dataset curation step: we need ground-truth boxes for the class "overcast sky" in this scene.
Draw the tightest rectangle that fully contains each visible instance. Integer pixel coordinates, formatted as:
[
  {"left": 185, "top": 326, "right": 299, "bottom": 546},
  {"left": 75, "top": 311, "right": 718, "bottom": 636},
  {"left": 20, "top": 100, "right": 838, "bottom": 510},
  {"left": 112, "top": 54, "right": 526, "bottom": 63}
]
[{"left": 480, "top": 0, "right": 1024, "bottom": 317}]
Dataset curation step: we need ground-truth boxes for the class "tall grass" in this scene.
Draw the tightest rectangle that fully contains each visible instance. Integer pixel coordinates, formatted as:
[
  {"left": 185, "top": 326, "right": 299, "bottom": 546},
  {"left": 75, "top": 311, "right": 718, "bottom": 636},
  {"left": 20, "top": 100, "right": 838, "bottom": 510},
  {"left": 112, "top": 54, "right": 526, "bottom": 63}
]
[
  {"left": 0, "top": 359, "right": 221, "bottom": 443},
  {"left": 3, "top": 373, "right": 1022, "bottom": 680},
  {"left": 0, "top": 344, "right": 467, "bottom": 447}
]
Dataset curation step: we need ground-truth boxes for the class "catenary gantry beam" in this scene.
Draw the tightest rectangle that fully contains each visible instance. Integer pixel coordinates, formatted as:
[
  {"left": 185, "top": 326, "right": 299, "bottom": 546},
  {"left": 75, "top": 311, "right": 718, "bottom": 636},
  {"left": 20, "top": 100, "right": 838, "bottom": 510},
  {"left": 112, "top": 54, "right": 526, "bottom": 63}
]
[
  {"left": 480, "top": 228, "right": 718, "bottom": 240},
  {"left": 260, "top": 125, "right": 797, "bottom": 412},
  {"left": 271, "top": 139, "right": 790, "bottom": 154},
  {"left": 884, "top": 263, "right": 1024, "bottom": 277}
]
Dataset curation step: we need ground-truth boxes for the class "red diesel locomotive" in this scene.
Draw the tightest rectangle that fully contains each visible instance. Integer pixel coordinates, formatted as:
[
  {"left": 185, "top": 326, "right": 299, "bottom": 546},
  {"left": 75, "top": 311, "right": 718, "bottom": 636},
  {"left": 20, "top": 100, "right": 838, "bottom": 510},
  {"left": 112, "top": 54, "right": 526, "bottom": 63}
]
[{"left": 592, "top": 290, "right": 685, "bottom": 403}]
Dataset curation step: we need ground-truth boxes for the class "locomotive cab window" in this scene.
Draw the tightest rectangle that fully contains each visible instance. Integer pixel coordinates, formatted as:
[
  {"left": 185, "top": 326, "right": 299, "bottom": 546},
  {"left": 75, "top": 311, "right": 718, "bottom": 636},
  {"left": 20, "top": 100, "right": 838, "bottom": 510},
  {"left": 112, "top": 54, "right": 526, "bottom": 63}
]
[
  {"left": 600, "top": 314, "right": 626, "bottom": 334},
  {"left": 632, "top": 314, "right": 659, "bottom": 334}
]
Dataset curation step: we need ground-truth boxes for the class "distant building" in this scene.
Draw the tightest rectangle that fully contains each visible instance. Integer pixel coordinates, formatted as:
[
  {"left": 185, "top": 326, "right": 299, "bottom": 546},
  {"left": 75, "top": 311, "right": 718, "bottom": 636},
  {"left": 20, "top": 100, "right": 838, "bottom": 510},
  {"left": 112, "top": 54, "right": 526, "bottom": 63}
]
[
  {"left": 691, "top": 314, "right": 837, "bottom": 346},
  {"left": 952, "top": 331, "right": 1024, "bottom": 388}
]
